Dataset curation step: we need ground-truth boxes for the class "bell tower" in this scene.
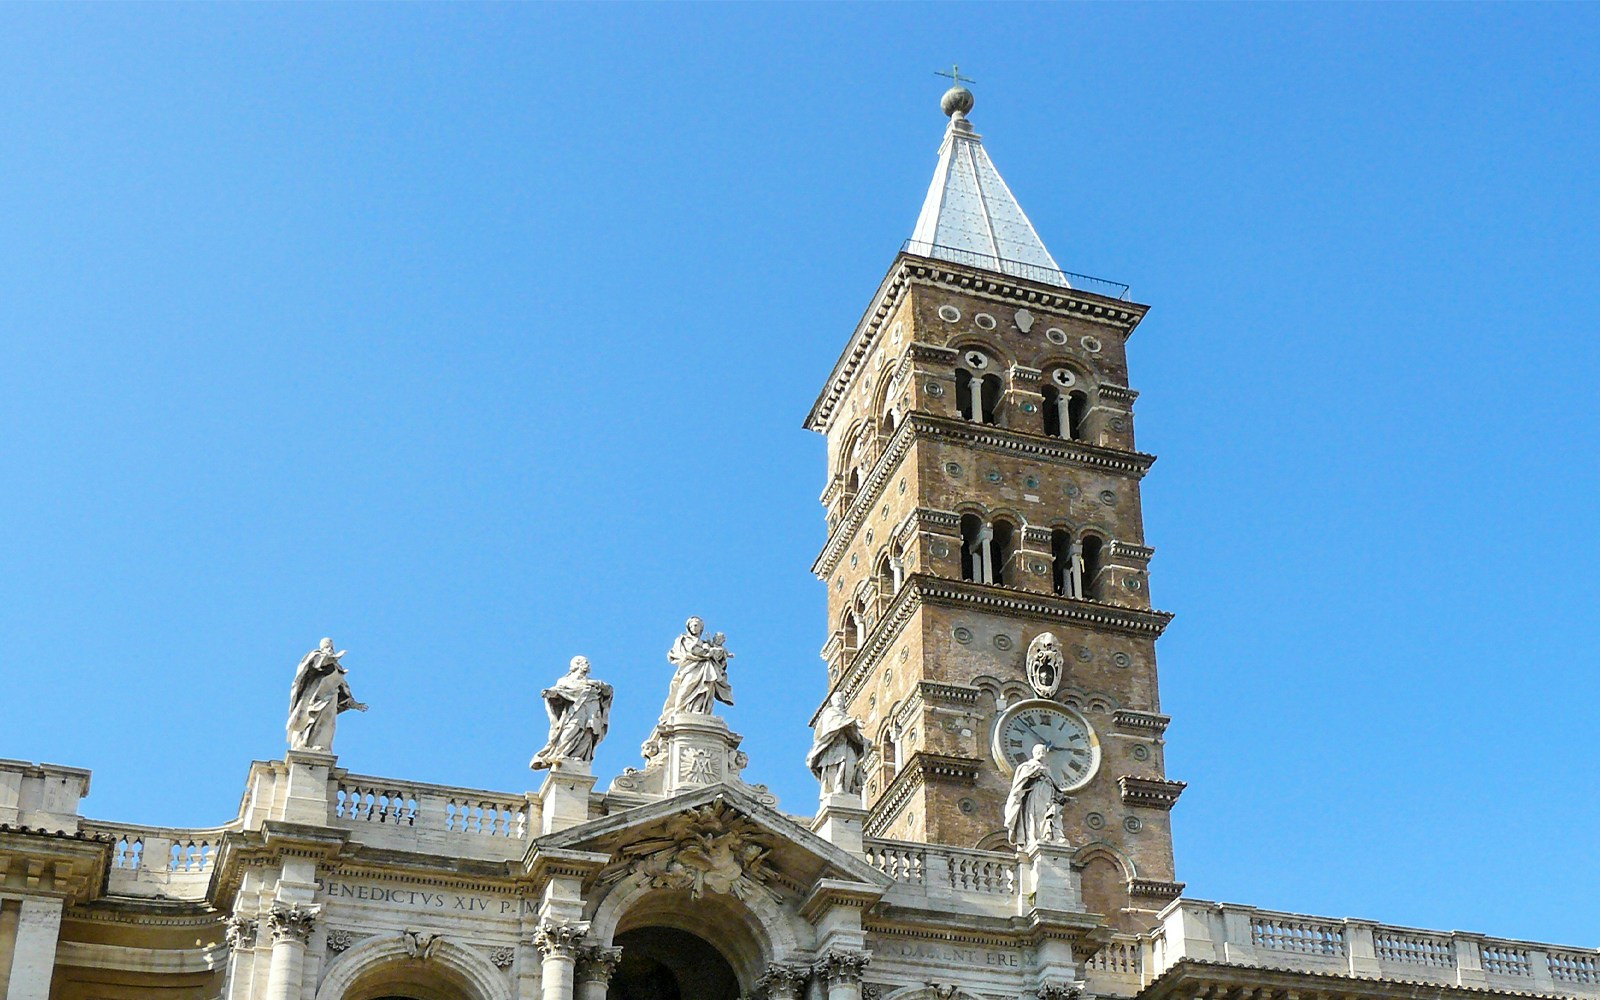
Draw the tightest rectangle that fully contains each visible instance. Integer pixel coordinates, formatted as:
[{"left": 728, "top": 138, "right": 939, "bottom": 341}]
[{"left": 804, "top": 86, "right": 1184, "bottom": 930}]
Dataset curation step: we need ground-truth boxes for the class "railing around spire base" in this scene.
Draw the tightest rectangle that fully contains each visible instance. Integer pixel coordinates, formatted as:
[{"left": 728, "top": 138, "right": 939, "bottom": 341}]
[{"left": 901, "top": 240, "right": 1132, "bottom": 300}]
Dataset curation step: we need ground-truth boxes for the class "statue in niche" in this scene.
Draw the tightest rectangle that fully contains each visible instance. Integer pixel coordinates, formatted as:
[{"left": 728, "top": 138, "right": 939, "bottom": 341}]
[
  {"left": 530, "top": 656, "right": 614, "bottom": 770},
  {"left": 807, "top": 692, "right": 871, "bottom": 796},
  {"left": 1026, "top": 632, "right": 1065, "bottom": 699},
  {"left": 662, "top": 617, "right": 734, "bottom": 717},
  {"left": 287, "top": 638, "right": 368, "bottom": 752},
  {"left": 1005, "top": 745, "right": 1069, "bottom": 848}
]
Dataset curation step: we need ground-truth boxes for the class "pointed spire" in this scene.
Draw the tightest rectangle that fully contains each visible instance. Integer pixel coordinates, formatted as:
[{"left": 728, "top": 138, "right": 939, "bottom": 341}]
[{"left": 909, "top": 86, "right": 1069, "bottom": 288}]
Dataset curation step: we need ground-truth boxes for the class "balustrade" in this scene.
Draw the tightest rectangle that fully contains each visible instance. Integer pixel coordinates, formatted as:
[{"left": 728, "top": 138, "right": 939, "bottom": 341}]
[
  {"left": 1373, "top": 930, "right": 1452, "bottom": 968},
  {"left": 861, "top": 838, "right": 1017, "bottom": 898}
]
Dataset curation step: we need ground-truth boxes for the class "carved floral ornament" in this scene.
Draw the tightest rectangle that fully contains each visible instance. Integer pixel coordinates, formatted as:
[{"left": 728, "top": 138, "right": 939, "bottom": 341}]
[
  {"left": 602, "top": 801, "right": 776, "bottom": 901},
  {"left": 533, "top": 920, "right": 590, "bottom": 960},
  {"left": 576, "top": 946, "right": 624, "bottom": 984},
  {"left": 224, "top": 914, "right": 258, "bottom": 950},
  {"left": 814, "top": 948, "right": 871, "bottom": 985},
  {"left": 265, "top": 903, "right": 319, "bottom": 945}
]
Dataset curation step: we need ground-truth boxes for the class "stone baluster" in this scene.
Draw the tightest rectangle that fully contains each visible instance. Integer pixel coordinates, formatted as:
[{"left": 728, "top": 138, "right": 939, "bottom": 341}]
[
  {"left": 576, "top": 945, "right": 623, "bottom": 1000},
  {"left": 758, "top": 962, "right": 812, "bottom": 1000},
  {"left": 814, "top": 949, "right": 871, "bottom": 1000},
  {"left": 966, "top": 374, "right": 984, "bottom": 422},
  {"left": 534, "top": 920, "right": 590, "bottom": 1000},
  {"left": 263, "top": 903, "right": 319, "bottom": 1000}
]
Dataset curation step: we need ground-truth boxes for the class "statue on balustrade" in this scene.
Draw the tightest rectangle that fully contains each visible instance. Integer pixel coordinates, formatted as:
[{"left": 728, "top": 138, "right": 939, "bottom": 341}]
[
  {"left": 1005, "top": 744, "right": 1069, "bottom": 848},
  {"left": 661, "top": 617, "right": 734, "bottom": 717},
  {"left": 530, "top": 656, "right": 614, "bottom": 770},
  {"left": 807, "top": 692, "right": 871, "bottom": 796},
  {"left": 287, "top": 638, "right": 368, "bottom": 753}
]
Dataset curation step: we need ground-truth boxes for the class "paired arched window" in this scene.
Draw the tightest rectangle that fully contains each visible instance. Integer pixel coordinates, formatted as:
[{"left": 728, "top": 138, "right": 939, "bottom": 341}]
[
  {"left": 960, "top": 514, "right": 1016, "bottom": 586},
  {"left": 955, "top": 350, "right": 1002, "bottom": 425},
  {"left": 1051, "top": 528, "right": 1106, "bottom": 600},
  {"left": 1042, "top": 368, "right": 1090, "bottom": 441}
]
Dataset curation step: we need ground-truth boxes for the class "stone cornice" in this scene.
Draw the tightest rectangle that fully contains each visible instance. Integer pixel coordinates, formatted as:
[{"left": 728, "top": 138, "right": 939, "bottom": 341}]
[
  {"left": 1128, "top": 878, "right": 1185, "bottom": 902},
  {"left": 806, "top": 254, "right": 1150, "bottom": 434},
  {"left": 0, "top": 826, "right": 113, "bottom": 906},
  {"left": 864, "top": 753, "right": 981, "bottom": 837},
  {"left": 816, "top": 576, "right": 1172, "bottom": 726},
  {"left": 917, "top": 578, "right": 1174, "bottom": 638},
  {"left": 813, "top": 411, "right": 1154, "bottom": 581},
  {"left": 1098, "top": 383, "right": 1138, "bottom": 407},
  {"left": 1117, "top": 776, "right": 1187, "bottom": 810},
  {"left": 1112, "top": 710, "right": 1171, "bottom": 736},
  {"left": 1107, "top": 541, "right": 1155, "bottom": 565},
  {"left": 913, "top": 413, "right": 1156, "bottom": 478}
]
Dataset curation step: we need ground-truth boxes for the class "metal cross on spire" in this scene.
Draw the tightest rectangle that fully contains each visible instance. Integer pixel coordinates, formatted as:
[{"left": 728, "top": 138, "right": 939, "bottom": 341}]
[{"left": 935, "top": 64, "right": 976, "bottom": 87}]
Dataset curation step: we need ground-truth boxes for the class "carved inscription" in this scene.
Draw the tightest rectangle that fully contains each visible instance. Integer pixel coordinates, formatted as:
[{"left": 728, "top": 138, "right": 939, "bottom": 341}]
[
  {"left": 869, "top": 937, "right": 1035, "bottom": 970},
  {"left": 321, "top": 879, "right": 530, "bottom": 916}
]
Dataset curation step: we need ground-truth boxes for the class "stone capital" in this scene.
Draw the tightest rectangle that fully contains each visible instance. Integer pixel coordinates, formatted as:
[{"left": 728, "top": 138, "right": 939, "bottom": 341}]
[
  {"left": 533, "top": 920, "right": 590, "bottom": 961},
  {"left": 758, "top": 961, "right": 813, "bottom": 1000},
  {"left": 265, "top": 903, "right": 319, "bottom": 945},
  {"left": 224, "top": 914, "right": 259, "bottom": 950},
  {"left": 576, "top": 945, "right": 624, "bottom": 984},
  {"left": 1036, "top": 981, "right": 1084, "bottom": 1000},
  {"left": 814, "top": 948, "right": 871, "bottom": 985}
]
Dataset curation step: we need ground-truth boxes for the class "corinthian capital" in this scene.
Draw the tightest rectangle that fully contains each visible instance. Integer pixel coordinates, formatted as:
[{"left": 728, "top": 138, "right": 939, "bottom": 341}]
[
  {"left": 577, "top": 946, "right": 624, "bottom": 984},
  {"left": 224, "top": 914, "right": 259, "bottom": 950},
  {"left": 533, "top": 920, "right": 590, "bottom": 960},
  {"left": 815, "top": 948, "right": 871, "bottom": 985},
  {"left": 265, "top": 903, "right": 319, "bottom": 945},
  {"left": 1036, "top": 982, "right": 1084, "bottom": 1000},
  {"left": 758, "top": 962, "right": 812, "bottom": 1000}
]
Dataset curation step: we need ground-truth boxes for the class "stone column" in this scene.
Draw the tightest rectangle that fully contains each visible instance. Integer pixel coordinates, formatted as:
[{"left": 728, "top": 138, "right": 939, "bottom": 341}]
[
  {"left": 6, "top": 897, "right": 64, "bottom": 1000},
  {"left": 534, "top": 920, "right": 589, "bottom": 1000},
  {"left": 814, "top": 949, "right": 870, "bottom": 1000},
  {"left": 576, "top": 945, "right": 623, "bottom": 1000},
  {"left": 263, "top": 903, "right": 319, "bottom": 1000},
  {"left": 758, "top": 962, "right": 811, "bottom": 1000},
  {"left": 222, "top": 915, "right": 261, "bottom": 1000}
]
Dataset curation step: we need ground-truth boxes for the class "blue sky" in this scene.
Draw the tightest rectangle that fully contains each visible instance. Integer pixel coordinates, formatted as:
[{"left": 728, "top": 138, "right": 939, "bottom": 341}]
[{"left": 4, "top": 4, "right": 1598, "bottom": 946}]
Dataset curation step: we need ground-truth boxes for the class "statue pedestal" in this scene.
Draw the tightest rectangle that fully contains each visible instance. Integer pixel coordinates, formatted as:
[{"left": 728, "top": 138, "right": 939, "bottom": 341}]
[
  {"left": 280, "top": 750, "right": 336, "bottom": 825},
  {"left": 537, "top": 762, "right": 597, "bottom": 835},
  {"left": 1021, "top": 840, "right": 1083, "bottom": 914},
  {"left": 812, "top": 793, "right": 868, "bottom": 856},
  {"left": 607, "top": 712, "right": 778, "bottom": 807}
]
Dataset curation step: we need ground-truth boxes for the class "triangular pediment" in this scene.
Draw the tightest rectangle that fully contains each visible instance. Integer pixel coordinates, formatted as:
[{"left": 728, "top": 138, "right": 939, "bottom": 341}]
[{"left": 534, "top": 783, "right": 890, "bottom": 900}]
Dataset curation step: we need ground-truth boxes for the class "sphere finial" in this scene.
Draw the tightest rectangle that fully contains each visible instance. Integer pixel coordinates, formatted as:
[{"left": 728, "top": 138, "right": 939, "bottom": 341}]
[
  {"left": 934, "top": 64, "right": 977, "bottom": 120},
  {"left": 941, "top": 85, "right": 975, "bottom": 119}
]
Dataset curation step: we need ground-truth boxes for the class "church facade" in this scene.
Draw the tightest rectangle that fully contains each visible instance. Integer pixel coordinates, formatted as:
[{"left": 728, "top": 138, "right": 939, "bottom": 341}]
[{"left": 3, "top": 87, "right": 1596, "bottom": 1000}]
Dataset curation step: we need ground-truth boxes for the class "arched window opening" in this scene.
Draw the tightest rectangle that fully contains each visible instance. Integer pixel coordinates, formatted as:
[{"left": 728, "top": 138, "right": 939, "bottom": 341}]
[
  {"left": 889, "top": 540, "right": 906, "bottom": 593},
  {"left": 955, "top": 350, "right": 999, "bottom": 425},
  {"left": 1067, "top": 390, "right": 1090, "bottom": 441},
  {"left": 845, "top": 466, "right": 861, "bottom": 498},
  {"left": 1042, "top": 386, "right": 1063, "bottom": 438},
  {"left": 1051, "top": 528, "right": 1084, "bottom": 599},
  {"left": 853, "top": 595, "right": 870, "bottom": 645},
  {"left": 883, "top": 409, "right": 898, "bottom": 436},
  {"left": 842, "top": 609, "right": 861, "bottom": 651},
  {"left": 1080, "top": 534, "right": 1104, "bottom": 601},
  {"left": 990, "top": 519, "right": 1016, "bottom": 586},
  {"left": 960, "top": 514, "right": 991, "bottom": 584}
]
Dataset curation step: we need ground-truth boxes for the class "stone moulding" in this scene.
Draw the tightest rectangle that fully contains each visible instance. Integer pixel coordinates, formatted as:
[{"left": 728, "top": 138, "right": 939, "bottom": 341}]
[
  {"left": 813, "top": 412, "right": 1156, "bottom": 580},
  {"left": 1117, "top": 776, "right": 1187, "bottom": 811},
  {"left": 1127, "top": 878, "right": 1185, "bottom": 902},
  {"left": 1112, "top": 710, "right": 1171, "bottom": 736},
  {"left": 863, "top": 752, "right": 982, "bottom": 838}
]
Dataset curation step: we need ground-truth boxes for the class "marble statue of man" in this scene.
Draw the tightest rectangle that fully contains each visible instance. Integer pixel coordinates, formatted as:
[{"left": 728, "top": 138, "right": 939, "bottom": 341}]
[
  {"left": 287, "top": 638, "right": 368, "bottom": 752},
  {"left": 662, "top": 617, "right": 734, "bottom": 717},
  {"left": 1005, "top": 745, "right": 1069, "bottom": 848},
  {"left": 806, "top": 692, "right": 871, "bottom": 796},
  {"left": 530, "top": 656, "right": 614, "bottom": 770}
]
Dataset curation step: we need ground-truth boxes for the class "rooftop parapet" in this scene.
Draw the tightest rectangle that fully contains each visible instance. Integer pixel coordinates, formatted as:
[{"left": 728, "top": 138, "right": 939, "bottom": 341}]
[{"left": 1148, "top": 899, "right": 1600, "bottom": 998}]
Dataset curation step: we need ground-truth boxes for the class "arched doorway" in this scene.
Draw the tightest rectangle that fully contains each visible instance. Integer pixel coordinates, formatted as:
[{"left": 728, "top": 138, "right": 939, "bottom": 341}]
[{"left": 612, "top": 927, "right": 740, "bottom": 1000}]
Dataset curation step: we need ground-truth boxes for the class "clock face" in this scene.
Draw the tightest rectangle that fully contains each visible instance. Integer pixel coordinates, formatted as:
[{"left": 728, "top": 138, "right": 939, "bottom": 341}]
[{"left": 993, "top": 700, "right": 1100, "bottom": 792}]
